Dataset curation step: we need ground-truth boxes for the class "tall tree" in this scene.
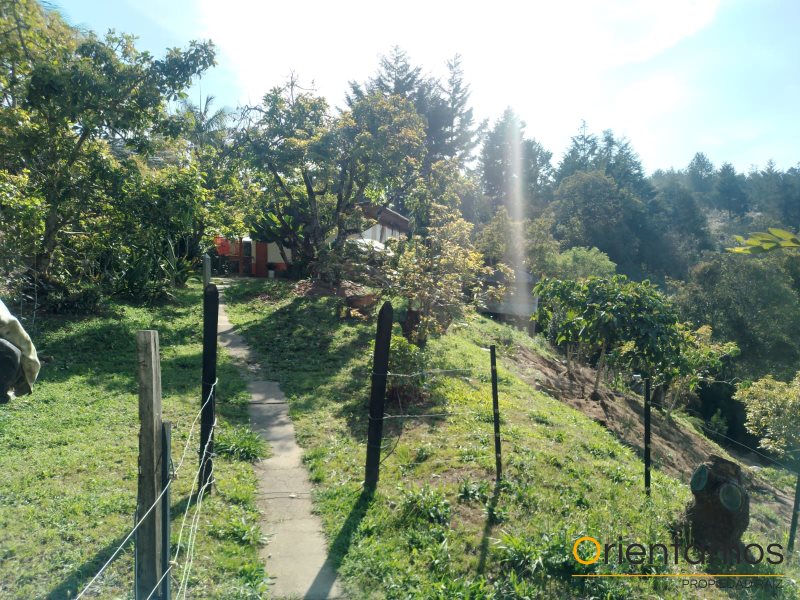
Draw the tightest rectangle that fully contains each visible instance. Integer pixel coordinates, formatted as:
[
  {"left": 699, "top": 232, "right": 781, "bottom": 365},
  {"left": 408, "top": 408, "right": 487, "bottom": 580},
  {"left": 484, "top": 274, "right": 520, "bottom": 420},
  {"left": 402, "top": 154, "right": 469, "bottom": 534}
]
[
  {"left": 715, "top": 162, "right": 748, "bottom": 218},
  {"left": 555, "top": 120, "right": 598, "bottom": 185},
  {"left": 479, "top": 108, "right": 553, "bottom": 218},
  {"left": 442, "top": 54, "right": 481, "bottom": 165},
  {"left": 687, "top": 152, "right": 715, "bottom": 196},
  {"left": 551, "top": 170, "right": 643, "bottom": 275}
]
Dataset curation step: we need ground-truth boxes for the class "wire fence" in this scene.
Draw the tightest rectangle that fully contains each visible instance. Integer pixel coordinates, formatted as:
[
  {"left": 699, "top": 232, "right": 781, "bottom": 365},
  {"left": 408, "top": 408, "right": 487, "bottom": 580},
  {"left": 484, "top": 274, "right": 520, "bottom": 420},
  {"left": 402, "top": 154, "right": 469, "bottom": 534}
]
[
  {"left": 75, "top": 380, "right": 218, "bottom": 600},
  {"left": 648, "top": 397, "right": 798, "bottom": 475}
]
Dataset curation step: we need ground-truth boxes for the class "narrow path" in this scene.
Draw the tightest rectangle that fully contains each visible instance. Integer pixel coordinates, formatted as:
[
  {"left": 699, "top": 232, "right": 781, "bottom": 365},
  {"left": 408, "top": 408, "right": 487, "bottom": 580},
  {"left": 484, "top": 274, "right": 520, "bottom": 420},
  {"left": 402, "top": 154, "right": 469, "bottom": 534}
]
[{"left": 217, "top": 290, "right": 342, "bottom": 599}]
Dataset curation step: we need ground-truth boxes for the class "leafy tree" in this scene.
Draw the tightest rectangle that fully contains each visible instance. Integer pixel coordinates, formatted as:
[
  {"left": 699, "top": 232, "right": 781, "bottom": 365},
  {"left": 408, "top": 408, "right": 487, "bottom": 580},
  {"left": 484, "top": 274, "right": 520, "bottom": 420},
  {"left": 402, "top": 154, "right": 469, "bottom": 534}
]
[
  {"left": 349, "top": 47, "right": 479, "bottom": 178},
  {"left": 0, "top": 0, "right": 215, "bottom": 277},
  {"left": 387, "top": 207, "right": 507, "bottom": 346},
  {"left": 551, "top": 170, "right": 643, "bottom": 274},
  {"left": 596, "top": 130, "right": 654, "bottom": 200},
  {"left": 735, "top": 374, "right": 800, "bottom": 457},
  {"left": 476, "top": 207, "right": 559, "bottom": 278},
  {"left": 555, "top": 120, "right": 598, "bottom": 185},
  {"left": 476, "top": 206, "right": 515, "bottom": 266},
  {"left": 641, "top": 180, "right": 712, "bottom": 278},
  {"left": 524, "top": 215, "right": 560, "bottom": 278},
  {"left": 181, "top": 95, "right": 231, "bottom": 149},
  {"left": 442, "top": 54, "right": 481, "bottom": 165},
  {"left": 240, "top": 80, "right": 425, "bottom": 278},
  {"left": 673, "top": 253, "right": 800, "bottom": 379},
  {"left": 534, "top": 276, "right": 684, "bottom": 396},
  {"left": 557, "top": 125, "right": 652, "bottom": 199},
  {"left": 663, "top": 325, "right": 739, "bottom": 412},
  {"left": 553, "top": 247, "right": 616, "bottom": 280}
]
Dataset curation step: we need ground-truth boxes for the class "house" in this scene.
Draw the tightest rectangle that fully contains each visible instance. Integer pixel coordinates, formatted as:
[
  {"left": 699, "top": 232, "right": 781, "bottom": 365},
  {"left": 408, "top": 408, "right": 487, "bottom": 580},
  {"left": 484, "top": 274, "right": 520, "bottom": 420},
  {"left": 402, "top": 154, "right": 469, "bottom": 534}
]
[{"left": 214, "top": 204, "right": 410, "bottom": 277}]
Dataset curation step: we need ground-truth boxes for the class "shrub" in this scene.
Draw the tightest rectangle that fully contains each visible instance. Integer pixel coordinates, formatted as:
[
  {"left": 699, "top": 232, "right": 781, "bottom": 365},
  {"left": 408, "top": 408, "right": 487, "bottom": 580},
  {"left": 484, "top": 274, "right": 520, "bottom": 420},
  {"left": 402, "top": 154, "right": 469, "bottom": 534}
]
[
  {"left": 215, "top": 425, "right": 267, "bottom": 462},
  {"left": 387, "top": 336, "right": 429, "bottom": 405},
  {"left": 399, "top": 485, "right": 451, "bottom": 526}
]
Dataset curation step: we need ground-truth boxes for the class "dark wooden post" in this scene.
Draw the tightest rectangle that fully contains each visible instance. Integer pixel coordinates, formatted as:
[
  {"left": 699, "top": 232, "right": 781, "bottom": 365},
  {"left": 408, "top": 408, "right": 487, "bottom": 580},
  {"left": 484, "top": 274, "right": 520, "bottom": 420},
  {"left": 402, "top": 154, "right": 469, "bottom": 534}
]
[
  {"left": 161, "top": 422, "right": 172, "bottom": 600},
  {"left": 788, "top": 471, "right": 800, "bottom": 554},
  {"left": 199, "top": 284, "right": 218, "bottom": 490},
  {"left": 644, "top": 377, "right": 652, "bottom": 497},
  {"left": 136, "top": 330, "right": 164, "bottom": 599},
  {"left": 490, "top": 345, "right": 502, "bottom": 481},
  {"left": 364, "top": 302, "right": 392, "bottom": 490}
]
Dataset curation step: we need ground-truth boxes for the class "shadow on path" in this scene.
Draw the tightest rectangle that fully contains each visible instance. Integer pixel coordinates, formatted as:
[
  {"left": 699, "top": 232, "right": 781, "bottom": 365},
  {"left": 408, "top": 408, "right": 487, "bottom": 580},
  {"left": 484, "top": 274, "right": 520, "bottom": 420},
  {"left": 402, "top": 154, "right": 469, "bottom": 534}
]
[{"left": 304, "top": 488, "right": 374, "bottom": 599}]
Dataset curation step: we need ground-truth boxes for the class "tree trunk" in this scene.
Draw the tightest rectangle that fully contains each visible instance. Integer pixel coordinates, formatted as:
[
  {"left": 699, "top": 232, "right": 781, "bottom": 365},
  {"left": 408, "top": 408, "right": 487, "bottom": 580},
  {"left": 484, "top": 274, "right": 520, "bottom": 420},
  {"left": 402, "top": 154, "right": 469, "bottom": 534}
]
[
  {"left": 402, "top": 309, "right": 422, "bottom": 345},
  {"left": 35, "top": 202, "right": 62, "bottom": 275},
  {"left": 592, "top": 342, "right": 607, "bottom": 397}
]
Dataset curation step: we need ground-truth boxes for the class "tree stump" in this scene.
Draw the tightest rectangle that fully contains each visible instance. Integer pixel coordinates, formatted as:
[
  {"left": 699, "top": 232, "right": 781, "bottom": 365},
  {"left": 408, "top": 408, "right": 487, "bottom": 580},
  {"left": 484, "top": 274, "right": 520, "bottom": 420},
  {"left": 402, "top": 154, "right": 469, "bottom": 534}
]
[{"left": 678, "top": 454, "right": 750, "bottom": 553}]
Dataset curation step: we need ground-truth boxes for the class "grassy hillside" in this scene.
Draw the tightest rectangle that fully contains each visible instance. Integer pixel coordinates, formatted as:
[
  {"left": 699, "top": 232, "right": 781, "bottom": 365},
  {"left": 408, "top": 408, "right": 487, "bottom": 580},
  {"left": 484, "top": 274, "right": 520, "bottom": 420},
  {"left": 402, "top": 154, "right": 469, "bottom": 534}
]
[
  {"left": 0, "top": 285, "right": 267, "bottom": 599},
  {"left": 224, "top": 279, "right": 796, "bottom": 599}
]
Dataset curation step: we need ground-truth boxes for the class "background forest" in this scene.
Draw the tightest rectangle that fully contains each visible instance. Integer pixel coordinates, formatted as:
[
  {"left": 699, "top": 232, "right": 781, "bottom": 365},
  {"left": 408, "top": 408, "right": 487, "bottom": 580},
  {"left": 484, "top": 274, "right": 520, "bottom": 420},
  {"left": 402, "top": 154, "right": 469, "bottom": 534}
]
[{"left": 3, "top": 0, "right": 800, "bottom": 453}]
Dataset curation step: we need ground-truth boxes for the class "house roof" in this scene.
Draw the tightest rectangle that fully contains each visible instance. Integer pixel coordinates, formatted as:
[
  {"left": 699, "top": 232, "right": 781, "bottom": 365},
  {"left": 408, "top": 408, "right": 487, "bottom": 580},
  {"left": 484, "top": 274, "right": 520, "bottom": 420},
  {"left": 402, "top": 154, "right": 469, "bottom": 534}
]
[{"left": 358, "top": 203, "right": 410, "bottom": 232}]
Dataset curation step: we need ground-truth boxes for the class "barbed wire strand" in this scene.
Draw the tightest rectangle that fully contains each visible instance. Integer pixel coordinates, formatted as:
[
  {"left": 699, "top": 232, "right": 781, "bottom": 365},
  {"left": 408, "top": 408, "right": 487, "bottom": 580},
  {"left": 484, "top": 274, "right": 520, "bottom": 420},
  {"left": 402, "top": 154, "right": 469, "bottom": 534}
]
[
  {"left": 75, "top": 478, "right": 173, "bottom": 599},
  {"left": 649, "top": 399, "right": 796, "bottom": 474},
  {"left": 144, "top": 431, "right": 215, "bottom": 600},
  {"left": 379, "top": 368, "right": 476, "bottom": 378},
  {"left": 173, "top": 419, "right": 217, "bottom": 599},
  {"left": 177, "top": 474, "right": 215, "bottom": 599}
]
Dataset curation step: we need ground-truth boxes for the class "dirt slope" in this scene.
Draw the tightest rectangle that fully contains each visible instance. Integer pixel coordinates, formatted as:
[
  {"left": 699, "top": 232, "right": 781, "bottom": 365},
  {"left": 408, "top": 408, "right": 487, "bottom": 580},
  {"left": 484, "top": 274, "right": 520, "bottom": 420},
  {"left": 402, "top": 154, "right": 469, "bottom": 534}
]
[{"left": 507, "top": 346, "right": 794, "bottom": 533}]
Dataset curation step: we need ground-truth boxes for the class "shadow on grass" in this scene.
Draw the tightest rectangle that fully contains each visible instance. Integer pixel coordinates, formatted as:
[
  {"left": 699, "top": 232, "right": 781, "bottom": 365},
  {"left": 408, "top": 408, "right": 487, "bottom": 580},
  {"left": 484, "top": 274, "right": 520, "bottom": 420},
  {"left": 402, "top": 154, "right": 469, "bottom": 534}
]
[
  {"left": 305, "top": 488, "right": 374, "bottom": 599},
  {"left": 477, "top": 481, "right": 502, "bottom": 574},
  {"left": 45, "top": 493, "right": 202, "bottom": 600}
]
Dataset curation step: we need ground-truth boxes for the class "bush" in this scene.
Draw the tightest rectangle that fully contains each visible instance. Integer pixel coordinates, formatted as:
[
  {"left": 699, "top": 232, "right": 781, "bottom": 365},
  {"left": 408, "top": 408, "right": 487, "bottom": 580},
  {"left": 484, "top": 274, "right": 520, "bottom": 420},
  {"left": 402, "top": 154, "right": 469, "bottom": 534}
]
[
  {"left": 399, "top": 485, "right": 451, "bottom": 526},
  {"left": 387, "top": 335, "right": 429, "bottom": 405},
  {"left": 215, "top": 425, "right": 268, "bottom": 462}
]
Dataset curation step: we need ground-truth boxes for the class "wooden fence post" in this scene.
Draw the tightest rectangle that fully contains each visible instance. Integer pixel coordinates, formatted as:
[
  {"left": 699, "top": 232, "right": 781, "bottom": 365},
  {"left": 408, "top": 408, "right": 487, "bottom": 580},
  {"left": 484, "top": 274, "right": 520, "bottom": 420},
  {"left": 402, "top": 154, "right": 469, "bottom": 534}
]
[
  {"left": 136, "top": 330, "right": 165, "bottom": 599},
  {"left": 199, "top": 284, "right": 218, "bottom": 490},
  {"left": 364, "top": 302, "right": 392, "bottom": 491},
  {"left": 644, "top": 377, "right": 651, "bottom": 497},
  {"left": 161, "top": 422, "right": 172, "bottom": 600},
  {"left": 490, "top": 345, "right": 502, "bottom": 481},
  {"left": 788, "top": 471, "right": 800, "bottom": 555},
  {"left": 203, "top": 254, "right": 211, "bottom": 288}
]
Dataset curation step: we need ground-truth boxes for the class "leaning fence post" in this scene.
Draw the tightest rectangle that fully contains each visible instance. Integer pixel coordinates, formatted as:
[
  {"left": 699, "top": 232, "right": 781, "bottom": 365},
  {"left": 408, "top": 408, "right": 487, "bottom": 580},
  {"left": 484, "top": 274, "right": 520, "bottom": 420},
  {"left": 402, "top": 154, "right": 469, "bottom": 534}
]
[
  {"left": 365, "top": 301, "right": 392, "bottom": 491},
  {"left": 199, "top": 284, "right": 218, "bottom": 490},
  {"left": 644, "top": 377, "right": 652, "bottom": 497},
  {"left": 788, "top": 470, "right": 800, "bottom": 555},
  {"left": 161, "top": 421, "right": 172, "bottom": 600},
  {"left": 490, "top": 345, "right": 502, "bottom": 481},
  {"left": 136, "top": 330, "right": 165, "bottom": 600}
]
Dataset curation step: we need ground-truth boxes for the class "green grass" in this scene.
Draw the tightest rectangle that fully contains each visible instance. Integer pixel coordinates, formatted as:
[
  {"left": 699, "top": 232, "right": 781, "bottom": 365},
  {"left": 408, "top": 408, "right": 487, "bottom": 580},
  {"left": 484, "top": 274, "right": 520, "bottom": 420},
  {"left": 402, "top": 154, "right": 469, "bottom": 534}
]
[
  {"left": 0, "top": 284, "right": 267, "bottom": 599},
  {"left": 224, "top": 279, "right": 799, "bottom": 599}
]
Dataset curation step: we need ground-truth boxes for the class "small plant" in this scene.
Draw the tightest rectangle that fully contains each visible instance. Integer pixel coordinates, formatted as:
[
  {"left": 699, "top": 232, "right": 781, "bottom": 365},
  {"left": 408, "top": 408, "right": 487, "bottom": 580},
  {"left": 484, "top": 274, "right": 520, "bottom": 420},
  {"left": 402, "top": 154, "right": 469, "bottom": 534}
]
[
  {"left": 494, "top": 531, "right": 541, "bottom": 577},
  {"left": 215, "top": 425, "right": 268, "bottom": 461},
  {"left": 387, "top": 336, "right": 429, "bottom": 405},
  {"left": 457, "top": 479, "right": 489, "bottom": 504},
  {"left": 707, "top": 409, "right": 728, "bottom": 440},
  {"left": 400, "top": 485, "right": 451, "bottom": 526},
  {"left": 414, "top": 444, "right": 433, "bottom": 463}
]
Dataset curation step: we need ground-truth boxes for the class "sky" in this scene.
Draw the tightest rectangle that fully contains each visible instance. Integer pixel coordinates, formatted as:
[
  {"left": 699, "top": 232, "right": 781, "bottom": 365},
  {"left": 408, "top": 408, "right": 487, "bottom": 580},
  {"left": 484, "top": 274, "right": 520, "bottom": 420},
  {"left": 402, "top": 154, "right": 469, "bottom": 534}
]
[{"left": 53, "top": 0, "right": 800, "bottom": 175}]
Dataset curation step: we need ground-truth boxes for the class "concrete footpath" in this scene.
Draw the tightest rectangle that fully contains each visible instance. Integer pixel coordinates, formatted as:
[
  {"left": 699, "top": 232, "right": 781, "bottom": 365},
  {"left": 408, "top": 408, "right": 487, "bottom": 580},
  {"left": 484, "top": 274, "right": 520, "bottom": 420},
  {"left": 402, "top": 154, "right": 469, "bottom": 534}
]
[{"left": 216, "top": 292, "right": 342, "bottom": 599}]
